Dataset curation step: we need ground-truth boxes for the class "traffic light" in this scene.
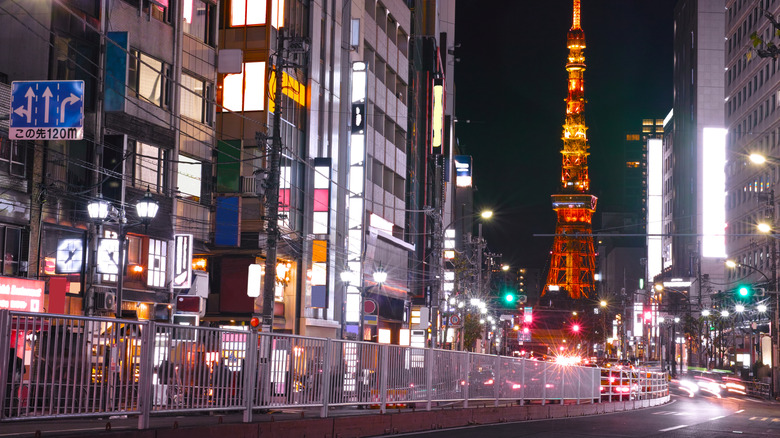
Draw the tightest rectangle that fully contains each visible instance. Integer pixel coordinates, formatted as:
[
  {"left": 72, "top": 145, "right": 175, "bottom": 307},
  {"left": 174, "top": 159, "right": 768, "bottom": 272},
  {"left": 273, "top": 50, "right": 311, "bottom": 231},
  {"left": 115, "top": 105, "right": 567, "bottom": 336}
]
[
  {"left": 502, "top": 288, "right": 517, "bottom": 306},
  {"left": 736, "top": 285, "right": 751, "bottom": 300}
]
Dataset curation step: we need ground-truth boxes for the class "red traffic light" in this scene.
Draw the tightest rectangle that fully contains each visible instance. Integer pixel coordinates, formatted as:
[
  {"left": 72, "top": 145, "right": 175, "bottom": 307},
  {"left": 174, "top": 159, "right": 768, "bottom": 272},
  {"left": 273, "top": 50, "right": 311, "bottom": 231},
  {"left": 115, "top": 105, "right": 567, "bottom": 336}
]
[
  {"left": 250, "top": 317, "right": 261, "bottom": 328},
  {"left": 572, "top": 324, "right": 580, "bottom": 332}
]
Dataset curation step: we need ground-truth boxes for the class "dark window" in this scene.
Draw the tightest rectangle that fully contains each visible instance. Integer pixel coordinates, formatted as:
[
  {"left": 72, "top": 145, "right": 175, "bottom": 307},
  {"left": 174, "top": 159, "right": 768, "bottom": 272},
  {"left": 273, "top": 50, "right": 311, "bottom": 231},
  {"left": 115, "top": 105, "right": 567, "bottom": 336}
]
[{"left": 0, "top": 138, "right": 26, "bottom": 177}]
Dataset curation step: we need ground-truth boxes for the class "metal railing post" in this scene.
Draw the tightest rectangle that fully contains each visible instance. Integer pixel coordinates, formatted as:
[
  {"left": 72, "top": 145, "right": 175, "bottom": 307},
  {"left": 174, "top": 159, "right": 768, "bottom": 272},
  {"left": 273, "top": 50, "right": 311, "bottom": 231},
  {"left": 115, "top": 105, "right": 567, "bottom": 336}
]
[
  {"left": 243, "top": 330, "right": 259, "bottom": 423},
  {"left": 493, "top": 355, "right": 500, "bottom": 407},
  {"left": 379, "top": 345, "right": 389, "bottom": 413},
  {"left": 463, "top": 352, "right": 469, "bottom": 408},
  {"left": 0, "top": 310, "right": 11, "bottom": 419},
  {"left": 426, "top": 348, "right": 433, "bottom": 411},
  {"left": 542, "top": 362, "right": 547, "bottom": 405},
  {"left": 137, "top": 321, "right": 155, "bottom": 429},
  {"left": 320, "top": 338, "right": 332, "bottom": 418}
]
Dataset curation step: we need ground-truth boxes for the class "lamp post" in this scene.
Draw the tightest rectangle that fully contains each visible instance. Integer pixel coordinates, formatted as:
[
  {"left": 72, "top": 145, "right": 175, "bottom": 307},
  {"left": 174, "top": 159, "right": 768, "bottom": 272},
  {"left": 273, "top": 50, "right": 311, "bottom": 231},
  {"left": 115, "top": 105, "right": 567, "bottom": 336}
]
[
  {"left": 87, "top": 189, "right": 159, "bottom": 318},
  {"left": 437, "top": 209, "right": 493, "bottom": 349},
  {"left": 756, "top": 222, "right": 780, "bottom": 398}
]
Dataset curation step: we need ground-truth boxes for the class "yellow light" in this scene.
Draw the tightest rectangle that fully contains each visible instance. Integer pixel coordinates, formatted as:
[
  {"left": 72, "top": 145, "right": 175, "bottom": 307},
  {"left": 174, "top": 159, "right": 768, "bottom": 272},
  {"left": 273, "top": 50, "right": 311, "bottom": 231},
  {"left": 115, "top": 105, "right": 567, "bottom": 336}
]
[
  {"left": 131, "top": 265, "right": 144, "bottom": 273},
  {"left": 192, "top": 258, "right": 208, "bottom": 270}
]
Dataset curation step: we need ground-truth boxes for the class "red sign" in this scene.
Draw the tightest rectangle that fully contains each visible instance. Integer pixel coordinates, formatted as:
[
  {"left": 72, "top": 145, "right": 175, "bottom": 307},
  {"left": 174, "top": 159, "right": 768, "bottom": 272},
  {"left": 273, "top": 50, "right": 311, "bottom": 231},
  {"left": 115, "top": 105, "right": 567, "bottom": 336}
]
[
  {"left": 363, "top": 299, "right": 377, "bottom": 314},
  {"left": 0, "top": 276, "right": 45, "bottom": 312}
]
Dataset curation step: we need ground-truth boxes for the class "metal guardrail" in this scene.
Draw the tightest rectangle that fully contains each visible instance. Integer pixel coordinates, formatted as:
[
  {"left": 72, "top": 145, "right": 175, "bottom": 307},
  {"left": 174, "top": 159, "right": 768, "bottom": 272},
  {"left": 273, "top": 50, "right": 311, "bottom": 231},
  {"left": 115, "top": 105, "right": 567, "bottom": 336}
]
[
  {"left": 721, "top": 376, "right": 772, "bottom": 399},
  {"left": 0, "top": 310, "right": 669, "bottom": 429}
]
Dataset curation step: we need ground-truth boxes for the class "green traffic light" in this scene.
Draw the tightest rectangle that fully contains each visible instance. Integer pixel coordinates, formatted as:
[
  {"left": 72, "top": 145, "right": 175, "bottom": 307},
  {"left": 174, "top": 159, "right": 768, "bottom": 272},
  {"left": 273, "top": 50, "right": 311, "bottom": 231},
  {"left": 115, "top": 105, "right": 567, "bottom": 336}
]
[
  {"left": 738, "top": 285, "right": 750, "bottom": 298},
  {"left": 504, "top": 292, "right": 516, "bottom": 303}
]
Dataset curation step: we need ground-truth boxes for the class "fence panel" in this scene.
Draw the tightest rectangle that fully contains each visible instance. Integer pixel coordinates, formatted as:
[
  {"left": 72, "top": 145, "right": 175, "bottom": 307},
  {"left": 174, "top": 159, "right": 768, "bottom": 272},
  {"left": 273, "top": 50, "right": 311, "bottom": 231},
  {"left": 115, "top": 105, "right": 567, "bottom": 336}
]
[
  {"left": 467, "top": 353, "right": 499, "bottom": 400},
  {"left": 3, "top": 311, "right": 145, "bottom": 419},
  {"left": 0, "top": 310, "right": 670, "bottom": 425}
]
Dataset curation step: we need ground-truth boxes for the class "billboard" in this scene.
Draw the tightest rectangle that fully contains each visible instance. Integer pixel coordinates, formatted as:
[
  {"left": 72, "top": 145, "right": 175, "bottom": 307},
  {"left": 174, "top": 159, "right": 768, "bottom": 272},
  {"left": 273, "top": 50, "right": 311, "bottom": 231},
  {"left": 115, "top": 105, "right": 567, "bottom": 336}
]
[
  {"left": 0, "top": 276, "right": 45, "bottom": 312},
  {"left": 454, "top": 155, "right": 472, "bottom": 187}
]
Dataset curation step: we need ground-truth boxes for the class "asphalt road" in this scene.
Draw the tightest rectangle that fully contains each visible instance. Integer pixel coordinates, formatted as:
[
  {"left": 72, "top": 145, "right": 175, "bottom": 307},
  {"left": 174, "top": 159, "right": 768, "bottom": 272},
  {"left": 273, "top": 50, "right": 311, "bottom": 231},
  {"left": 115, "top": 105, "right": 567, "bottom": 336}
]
[
  {"left": 377, "top": 392, "right": 780, "bottom": 437},
  {"left": 2, "top": 388, "right": 777, "bottom": 438}
]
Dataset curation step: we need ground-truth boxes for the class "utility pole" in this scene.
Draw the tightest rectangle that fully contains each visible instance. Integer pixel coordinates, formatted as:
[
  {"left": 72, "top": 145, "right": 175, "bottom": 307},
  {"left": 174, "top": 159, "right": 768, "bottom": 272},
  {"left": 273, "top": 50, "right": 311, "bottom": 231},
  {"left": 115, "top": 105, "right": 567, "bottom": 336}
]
[
  {"left": 261, "top": 30, "right": 285, "bottom": 333},
  {"left": 259, "top": 31, "right": 309, "bottom": 333},
  {"left": 770, "top": 189, "right": 779, "bottom": 399}
]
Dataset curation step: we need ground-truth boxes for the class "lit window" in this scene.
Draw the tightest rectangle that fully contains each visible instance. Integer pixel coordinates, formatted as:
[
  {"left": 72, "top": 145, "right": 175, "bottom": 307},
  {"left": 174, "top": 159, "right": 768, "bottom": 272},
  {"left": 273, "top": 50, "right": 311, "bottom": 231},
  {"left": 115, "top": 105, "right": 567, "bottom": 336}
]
[
  {"left": 178, "top": 155, "right": 202, "bottom": 200},
  {"left": 222, "top": 62, "right": 266, "bottom": 112},
  {"left": 230, "top": 0, "right": 266, "bottom": 26},
  {"left": 181, "top": 73, "right": 212, "bottom": 124},
  {"left": 230, "top": 0, "right": 284, "bottom": 28},
  {"left": 147, "top": 238, "right": 167, "bottom": 288},
  {"left": 128, "top": 51, "right": 169, "bottom": 108}
]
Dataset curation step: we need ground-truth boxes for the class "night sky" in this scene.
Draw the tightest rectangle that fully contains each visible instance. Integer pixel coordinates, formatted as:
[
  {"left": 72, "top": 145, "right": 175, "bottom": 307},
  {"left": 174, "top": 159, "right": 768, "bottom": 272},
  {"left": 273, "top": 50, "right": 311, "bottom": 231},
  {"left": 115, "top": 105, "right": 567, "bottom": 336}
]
[{"left": 454, "top": 0, "right": 678, "bottom": 269}]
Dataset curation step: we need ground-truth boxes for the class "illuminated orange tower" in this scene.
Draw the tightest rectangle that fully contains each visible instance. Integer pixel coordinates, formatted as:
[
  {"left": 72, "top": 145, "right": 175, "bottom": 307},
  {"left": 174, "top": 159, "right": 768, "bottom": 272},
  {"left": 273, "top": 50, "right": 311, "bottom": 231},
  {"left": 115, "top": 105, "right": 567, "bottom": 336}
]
[{"left": 545, "top": 0, "right": 597, "bottom": 300}]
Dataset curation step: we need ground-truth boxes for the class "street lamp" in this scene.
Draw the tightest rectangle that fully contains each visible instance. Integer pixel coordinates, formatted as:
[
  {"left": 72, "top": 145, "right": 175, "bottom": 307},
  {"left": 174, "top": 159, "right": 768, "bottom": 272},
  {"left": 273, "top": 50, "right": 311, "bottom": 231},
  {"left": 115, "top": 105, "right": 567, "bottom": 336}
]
[
  {"left": 438, "top": 208, "right": 493, "bottom": 349},
  {"left": 87, "top": 189, "right": 159, "bottom": 317}
]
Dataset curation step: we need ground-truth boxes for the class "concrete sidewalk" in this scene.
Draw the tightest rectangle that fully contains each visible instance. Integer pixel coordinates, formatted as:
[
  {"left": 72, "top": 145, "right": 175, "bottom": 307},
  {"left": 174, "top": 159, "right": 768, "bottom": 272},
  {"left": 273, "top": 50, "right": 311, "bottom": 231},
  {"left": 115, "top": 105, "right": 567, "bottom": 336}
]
[{"left": 0, "top": 397, "right": 670, "bottom": 438}]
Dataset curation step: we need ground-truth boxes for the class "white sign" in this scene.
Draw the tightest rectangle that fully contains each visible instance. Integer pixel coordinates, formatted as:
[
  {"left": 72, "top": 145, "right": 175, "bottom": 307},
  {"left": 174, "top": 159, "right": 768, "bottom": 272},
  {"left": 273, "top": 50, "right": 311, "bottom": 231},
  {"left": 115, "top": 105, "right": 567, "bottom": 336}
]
[
  {"left": 173, "top": 234, "right": 193, "bottom": 289},
  {"left": 97, "top": 238, "right": 120, "bottom": 274}
]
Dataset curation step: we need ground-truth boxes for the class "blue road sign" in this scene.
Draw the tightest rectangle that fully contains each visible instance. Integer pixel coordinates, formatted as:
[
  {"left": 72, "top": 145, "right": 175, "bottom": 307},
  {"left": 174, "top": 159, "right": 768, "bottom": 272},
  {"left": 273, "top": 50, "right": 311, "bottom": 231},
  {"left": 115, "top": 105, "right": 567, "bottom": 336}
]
[{"left": 10, "top": 80, "right": 84, "bottom": 140}]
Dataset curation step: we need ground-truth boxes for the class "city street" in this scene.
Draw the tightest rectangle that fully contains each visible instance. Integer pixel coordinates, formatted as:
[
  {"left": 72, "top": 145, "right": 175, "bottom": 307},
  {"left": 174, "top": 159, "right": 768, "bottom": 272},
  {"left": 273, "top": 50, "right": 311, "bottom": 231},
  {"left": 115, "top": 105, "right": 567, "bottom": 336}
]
[{"left": 378, "top": 393, "right": 780, "bottom": 438}]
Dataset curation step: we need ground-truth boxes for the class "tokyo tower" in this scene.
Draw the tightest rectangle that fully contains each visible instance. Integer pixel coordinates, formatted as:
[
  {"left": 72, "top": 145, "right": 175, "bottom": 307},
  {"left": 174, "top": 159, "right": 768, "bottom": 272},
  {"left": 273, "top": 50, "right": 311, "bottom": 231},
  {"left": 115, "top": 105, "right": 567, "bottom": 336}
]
[{"left": 544, "top": 0, "right": 597, "bottom": 300}]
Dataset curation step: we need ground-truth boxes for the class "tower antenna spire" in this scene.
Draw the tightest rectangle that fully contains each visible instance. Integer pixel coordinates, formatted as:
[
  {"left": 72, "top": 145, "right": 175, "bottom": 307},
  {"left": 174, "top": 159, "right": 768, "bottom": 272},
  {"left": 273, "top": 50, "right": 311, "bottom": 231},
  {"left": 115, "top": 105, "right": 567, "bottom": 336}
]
[{"left": 572, "top": 0, "right": 581, "bottom": 29}]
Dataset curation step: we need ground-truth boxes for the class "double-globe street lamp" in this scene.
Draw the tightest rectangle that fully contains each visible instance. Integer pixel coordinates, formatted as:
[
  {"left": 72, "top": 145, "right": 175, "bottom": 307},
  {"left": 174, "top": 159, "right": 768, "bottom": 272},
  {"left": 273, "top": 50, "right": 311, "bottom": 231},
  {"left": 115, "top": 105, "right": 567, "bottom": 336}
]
[{"left": 87, "top": 189, "right": 159, "bottom": 318}]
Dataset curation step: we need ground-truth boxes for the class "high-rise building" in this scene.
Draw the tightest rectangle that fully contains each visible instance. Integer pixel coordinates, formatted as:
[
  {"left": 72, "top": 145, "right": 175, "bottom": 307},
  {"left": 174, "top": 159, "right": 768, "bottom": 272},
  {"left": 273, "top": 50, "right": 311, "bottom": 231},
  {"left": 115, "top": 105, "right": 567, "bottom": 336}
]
[
  {"left": 724, "top": 0, "right": 780, "bottom": 293},
  {"left": 650, "top": 0, "right": 726, "bottom": 312}
]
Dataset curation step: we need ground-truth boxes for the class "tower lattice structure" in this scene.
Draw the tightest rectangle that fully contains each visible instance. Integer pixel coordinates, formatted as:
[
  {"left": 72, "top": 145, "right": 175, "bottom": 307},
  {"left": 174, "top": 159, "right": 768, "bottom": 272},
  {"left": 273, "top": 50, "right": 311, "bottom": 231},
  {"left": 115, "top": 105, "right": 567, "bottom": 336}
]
[{"left": 544, "top": 0, "right": 597, "bottom": 300}]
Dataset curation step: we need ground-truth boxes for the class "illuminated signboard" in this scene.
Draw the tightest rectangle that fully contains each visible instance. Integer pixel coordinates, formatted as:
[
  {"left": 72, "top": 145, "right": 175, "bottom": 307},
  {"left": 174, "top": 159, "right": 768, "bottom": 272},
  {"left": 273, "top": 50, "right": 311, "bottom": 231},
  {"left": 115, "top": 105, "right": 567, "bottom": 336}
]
[
  {"left": 173, "top": 234, "right": 194, "bottom": 289},
  {"left": 431, "top": 80, "right": 444, "bottom": 154},
  {"left": 454, "top": 155, "right": 472, "bottom": 187},
  {"left": 647, "top": 138, "right": 663, "bottom": 280},
  {"left": 701, "top": 127, "right": 727, "bottom": 258},
  {"left": 0, "top": 276, "right": 45, "bottom": 312}
]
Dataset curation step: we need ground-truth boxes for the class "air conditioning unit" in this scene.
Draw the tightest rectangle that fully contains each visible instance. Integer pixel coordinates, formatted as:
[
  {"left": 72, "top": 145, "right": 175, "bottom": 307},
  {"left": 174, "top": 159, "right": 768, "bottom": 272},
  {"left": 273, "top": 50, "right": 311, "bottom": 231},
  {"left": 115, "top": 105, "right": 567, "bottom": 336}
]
[{"left": 95, "top": 291, "right": 116, "bottom": 311}]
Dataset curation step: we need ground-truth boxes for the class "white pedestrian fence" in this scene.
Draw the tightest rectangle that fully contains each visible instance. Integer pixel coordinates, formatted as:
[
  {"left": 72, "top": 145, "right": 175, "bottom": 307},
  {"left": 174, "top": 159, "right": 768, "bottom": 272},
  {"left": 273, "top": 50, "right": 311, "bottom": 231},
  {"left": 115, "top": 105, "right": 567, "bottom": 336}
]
[{"left": 0, "top": 310, "right": 668, "bottom": 429}]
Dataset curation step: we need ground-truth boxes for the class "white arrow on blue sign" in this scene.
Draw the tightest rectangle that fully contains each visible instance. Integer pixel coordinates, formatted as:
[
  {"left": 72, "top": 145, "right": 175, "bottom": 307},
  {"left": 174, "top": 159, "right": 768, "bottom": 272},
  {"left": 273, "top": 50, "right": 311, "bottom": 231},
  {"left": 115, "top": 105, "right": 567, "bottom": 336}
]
[{"left": 9, "top": 80, "right": 84, "bottom": 140}]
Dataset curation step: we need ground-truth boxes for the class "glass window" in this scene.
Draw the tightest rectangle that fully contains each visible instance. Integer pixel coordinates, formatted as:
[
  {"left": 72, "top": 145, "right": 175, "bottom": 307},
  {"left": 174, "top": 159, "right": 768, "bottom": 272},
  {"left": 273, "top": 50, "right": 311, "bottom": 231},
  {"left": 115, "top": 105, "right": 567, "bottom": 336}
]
[
  {"left": 181, "top": 73, "right": 207, "bottom": 122},
  {"left": 221, "top": 62, "right": 266, "bottom": 112},
  {"left": 134, "top": 141, "right": 167, "bottom": 193},
  {"left": 3, "top": 228, "right": 20, "bottom": 276},
  {"left": 178, "top": 155, "right": 202, "bottom": 200},
  {"left": 129, "top": 50, "right": 168, "bottom": 108},
  {"left": 230, "top": 0, "right": 283, "bottom": 27},
  {"left": 182, "top": 0, "right": 212, "bottom": 44},
  {"left": 147, "top": 238, "right": 167, "bottom": 288},
  {"left": 145, "top": 0, "right": 171, "bottom": 23},
  {"left": 0, "top": 138, "right": 26, "bottom": 177}
]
